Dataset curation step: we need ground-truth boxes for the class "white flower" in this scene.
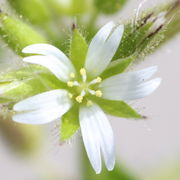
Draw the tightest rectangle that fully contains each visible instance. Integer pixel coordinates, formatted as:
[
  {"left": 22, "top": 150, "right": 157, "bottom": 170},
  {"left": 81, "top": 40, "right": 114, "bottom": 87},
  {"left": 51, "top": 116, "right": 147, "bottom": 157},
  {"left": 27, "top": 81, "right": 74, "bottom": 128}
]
[{"left": 12, "top": 22, "right": 161, "bottom": 174}]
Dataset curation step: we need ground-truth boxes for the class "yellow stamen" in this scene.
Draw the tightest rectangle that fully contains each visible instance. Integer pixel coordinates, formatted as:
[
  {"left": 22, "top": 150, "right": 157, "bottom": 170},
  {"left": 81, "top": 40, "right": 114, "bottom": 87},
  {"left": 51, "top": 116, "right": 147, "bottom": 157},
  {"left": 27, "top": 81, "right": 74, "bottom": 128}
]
[
  {"left": 67, "top": 81, "right": 74, "bottom": 87},
  {"left": 68, "top": 93, "right": 73, "bottom": 99},
  {"left": 76, "top": 96, "right": 83, "bottom": 103},
  {"left": 70, "top": 73, "right": 75, "bottom": 79},
  {"left": 95, "top": 90, "right": 102, "bottom": 97},
  {"left": 87, "top": 100, "right": 93, "bottom": 107},
  {"left": 96, "top": 77, "right": 102, "bottom": 83},
  {"left": 80, "top": 68, "right": 86, "bottom": 76}
]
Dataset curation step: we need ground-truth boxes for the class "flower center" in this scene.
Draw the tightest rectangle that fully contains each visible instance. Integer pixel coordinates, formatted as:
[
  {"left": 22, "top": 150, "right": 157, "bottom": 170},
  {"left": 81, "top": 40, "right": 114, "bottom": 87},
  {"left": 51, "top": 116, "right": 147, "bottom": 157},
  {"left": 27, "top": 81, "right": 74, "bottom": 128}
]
[{"left": 66, "top": 68, "right": 102, "bottom": 105}]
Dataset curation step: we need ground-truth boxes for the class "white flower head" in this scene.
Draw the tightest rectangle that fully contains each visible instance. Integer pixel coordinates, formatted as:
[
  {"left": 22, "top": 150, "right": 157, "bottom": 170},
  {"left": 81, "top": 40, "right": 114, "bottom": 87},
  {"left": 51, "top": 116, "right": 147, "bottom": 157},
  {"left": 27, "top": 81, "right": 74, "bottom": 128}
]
[{"left": 12, "top": 22, "right": 161, "bottom": 174}]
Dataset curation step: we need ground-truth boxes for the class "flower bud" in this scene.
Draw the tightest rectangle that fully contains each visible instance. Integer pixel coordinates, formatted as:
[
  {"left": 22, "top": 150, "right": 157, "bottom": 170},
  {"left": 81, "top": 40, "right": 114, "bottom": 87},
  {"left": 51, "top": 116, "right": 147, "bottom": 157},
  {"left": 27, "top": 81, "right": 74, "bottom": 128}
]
[
  {"left": 46, "top": 0, "right": 87, "bottom": 15},
  {"left": 0, "top": 13, "right": 47, "bottom": 55},
  {"left": 94, "top": 0, "right": 127, "bottom": 14},
  {"left": 7, "top": 0, "right": 51, "bottom": 26}
]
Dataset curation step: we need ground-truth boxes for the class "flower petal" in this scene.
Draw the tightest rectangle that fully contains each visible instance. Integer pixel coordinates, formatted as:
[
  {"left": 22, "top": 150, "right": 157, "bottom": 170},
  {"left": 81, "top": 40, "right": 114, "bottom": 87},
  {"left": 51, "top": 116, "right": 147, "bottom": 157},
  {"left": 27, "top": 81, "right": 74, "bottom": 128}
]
[
  {"left": 85, "top": 22, "right": 124, "bottom": 77},
  {"left": 22, "top": 44, "right": 75, "bottom": 82},
  {"left": 13, "top": 90, "right": 72, "bottom": 124},
  {"left": 100, "top": 66, "right": 161, "bottom": 100},
  {"left": 79, "top": 103, "right": 115, "bottom": 173},
  {"left": 101, "top": 77, "right": 161, "bottom": 101},
  {"left": 22, "top": 44, "right": 75, "bottom": 73},
  {"left": 23, "top": 55, "right": 72, "bottom": 82}
]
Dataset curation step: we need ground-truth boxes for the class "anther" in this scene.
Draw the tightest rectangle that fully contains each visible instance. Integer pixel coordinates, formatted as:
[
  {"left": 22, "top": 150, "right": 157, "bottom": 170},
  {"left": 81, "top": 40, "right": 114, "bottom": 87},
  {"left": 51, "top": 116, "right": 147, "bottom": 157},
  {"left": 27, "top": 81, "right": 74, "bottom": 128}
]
[
  {"left": 95, "top": 90, "right": 102, "bottom": 97},
  {"left": 87, "top": 100, "right": 93, "bottom": 107},
  {"left": 76, "top": 96, "right": 83, "bottom": 103},
  {"left": 70, "top": 73, "right": 75, "bottom": 79},
  {"left": 68, "top": 93, "right": 73, "bottom": 99},
  {"left": 96, "top": 77, "right": 102, "bottom": 83},
  {"left": 80, "top": 68, "right": 86, "bottom": 76},
  {"left": 67, "top": 81, "right": 74, "bottom": 87}
]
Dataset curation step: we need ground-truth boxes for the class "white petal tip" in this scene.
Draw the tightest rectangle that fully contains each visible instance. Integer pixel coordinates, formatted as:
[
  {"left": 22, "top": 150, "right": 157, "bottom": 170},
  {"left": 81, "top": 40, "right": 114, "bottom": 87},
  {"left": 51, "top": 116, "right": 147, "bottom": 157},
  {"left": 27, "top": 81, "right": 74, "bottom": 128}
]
[
  {"left": 107, "top": 163, "right": 115, "bottom": 171},
  {"left": 22, "top": 43, "right": 47, "bottom": 53},
  {"left": 95, "top": 169, "right": 101, "bottom": 174},
  {"left": 12, "top": 114, "right": 54, "bottom": 125},
  {"left": 153, "top": 78, "right": 162, "bottom": 88},
  {"left": 22, "top": 45, "right": 34, "bottom": 53},
  {"left": 13, "top": 104, "right": 20, "bottom": 111},
  {"left": 12, "top": 115, "right": 27, "bottom": 124},
  {"left": 106, "top": 21, "right": 115, "bottom": 27},
  {"left": 22, "top": 57, "right": 31, "bottom": 63},
  {"left": 117, "top": 24, "right": 124, "bottom": 31}
]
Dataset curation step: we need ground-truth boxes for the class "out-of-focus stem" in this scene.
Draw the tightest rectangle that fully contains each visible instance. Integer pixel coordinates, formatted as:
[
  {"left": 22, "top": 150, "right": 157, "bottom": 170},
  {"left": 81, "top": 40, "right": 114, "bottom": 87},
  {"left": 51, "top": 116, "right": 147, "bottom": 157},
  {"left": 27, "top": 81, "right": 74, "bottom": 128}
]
[{"left": 0, "top": 105, "right": 43, "bottom": 154}]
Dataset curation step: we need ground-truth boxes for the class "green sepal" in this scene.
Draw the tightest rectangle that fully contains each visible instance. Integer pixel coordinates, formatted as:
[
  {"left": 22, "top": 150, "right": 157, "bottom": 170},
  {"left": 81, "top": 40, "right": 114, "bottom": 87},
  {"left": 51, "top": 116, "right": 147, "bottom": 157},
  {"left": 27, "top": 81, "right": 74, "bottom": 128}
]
[
  {"left": 94, "top": 0, "right": 127, "bottom": 14},
  {"left": 8, "top": 0, "right": 51, "bottom": 26},
  {"left": 70, "top": 28, "right": 88, "bottom": 70},
  {"left": 61, "top": 105, "right": 80, "bottom": 141},
  {"left": 0, "top": 13, "right": 47, "bottom": 55},
  {"left": 101, "top": 56, "right": 135, "bottom": 79},
  {"left": 91, "top": 96, "right": 142, "bottom": 119}
]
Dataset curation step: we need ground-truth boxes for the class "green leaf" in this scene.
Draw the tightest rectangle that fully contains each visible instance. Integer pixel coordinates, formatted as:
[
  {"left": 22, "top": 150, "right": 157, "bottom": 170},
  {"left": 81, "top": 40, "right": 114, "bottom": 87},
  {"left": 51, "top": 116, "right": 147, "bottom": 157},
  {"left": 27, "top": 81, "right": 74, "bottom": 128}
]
[
  {"left": 0, "top": 65, "right": 45, "bottom": 83},
  {"left": 8, "top": 0, "right": 51, "bottom": 26},
  {"left": 61, "top": 105, "right": 80, "bottom": 140},
  {"left": 94, "top": 0, "right": 127, "bottom": 14},
  {"left": 101, "top": 56, "right": 135, "bottom": 79},
  {"left": 0, "top": 13, "right": 47, "bottom": 55},
  {"left": 0, "top": 97, "right": 14, "bottom": 103},
  {"left": 91, "top": 97, "right": 142, "bottom": 119},
  {"left": 0, "top": 112, "right": 43, "bottom": 154},
  {"left": 0, "top": 69, "right": 66, "bottom": 104},
  {"left": 70, "top": 28, "right": 88, "bottom": 70}
]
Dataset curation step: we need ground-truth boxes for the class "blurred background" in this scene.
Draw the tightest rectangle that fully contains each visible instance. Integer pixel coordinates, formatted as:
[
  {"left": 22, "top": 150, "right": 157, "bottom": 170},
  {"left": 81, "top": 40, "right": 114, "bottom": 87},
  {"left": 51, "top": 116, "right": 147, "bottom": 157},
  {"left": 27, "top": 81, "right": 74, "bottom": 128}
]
[{"left": 0, "top": 0, "right": 180, "bottom": 179}]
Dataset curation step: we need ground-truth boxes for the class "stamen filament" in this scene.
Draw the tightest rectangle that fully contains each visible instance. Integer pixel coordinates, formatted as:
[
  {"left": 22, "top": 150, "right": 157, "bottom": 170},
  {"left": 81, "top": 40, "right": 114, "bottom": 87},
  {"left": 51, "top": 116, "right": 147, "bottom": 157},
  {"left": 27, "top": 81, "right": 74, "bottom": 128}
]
[
  {"left": 89, "top": 77, "right": 102, "bottom": 85},
  {"left": 80, "top": 90, "right": 86, "bottom": 97},
  {"left": 88, "top": 89, "right": 96, "bottom": 95},
  {"left": 95, "top": 90, "right": 103, "bottom": 97},
  {"left": 67, "top": 81, "right": 80, "bottom": 87},
  {"left": 70, "top": 73, "right": 75, "bottom": 79}
]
